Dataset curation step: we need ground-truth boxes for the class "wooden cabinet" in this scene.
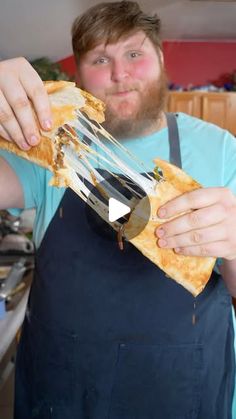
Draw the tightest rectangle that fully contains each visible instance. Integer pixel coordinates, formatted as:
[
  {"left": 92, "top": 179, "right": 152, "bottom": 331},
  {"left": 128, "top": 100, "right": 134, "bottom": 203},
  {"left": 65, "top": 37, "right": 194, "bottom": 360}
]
[
  {"left": 167, "top": 92, "right": 201, "bottom": 118},
  {"left": 167, "top": 91, "right": 236, "bottom": 135}
]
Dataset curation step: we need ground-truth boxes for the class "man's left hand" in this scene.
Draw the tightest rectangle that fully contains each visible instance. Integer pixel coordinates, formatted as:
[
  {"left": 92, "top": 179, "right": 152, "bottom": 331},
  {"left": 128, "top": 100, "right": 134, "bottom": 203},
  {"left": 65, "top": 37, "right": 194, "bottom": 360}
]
[{"left": 155, "top": 187, "right": 236, "bottom": 260}]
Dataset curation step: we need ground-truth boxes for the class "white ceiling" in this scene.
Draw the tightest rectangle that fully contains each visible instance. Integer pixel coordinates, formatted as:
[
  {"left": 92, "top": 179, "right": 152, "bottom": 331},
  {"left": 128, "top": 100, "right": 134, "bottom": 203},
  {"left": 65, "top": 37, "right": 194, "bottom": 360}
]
[{"left": 1, "top": 0, "right": 236, "bottom": 62}]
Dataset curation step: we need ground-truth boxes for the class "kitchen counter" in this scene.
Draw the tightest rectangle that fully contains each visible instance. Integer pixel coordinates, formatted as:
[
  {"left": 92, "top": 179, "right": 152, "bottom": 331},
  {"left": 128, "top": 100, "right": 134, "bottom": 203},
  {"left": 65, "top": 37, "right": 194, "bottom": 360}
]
[
  {"left": 0, "top": 256, "right": 33, "bottom": 363},
  {"left": 0, "top": 263, "right": 32, "bottom": 405},
  {"left": 0, "top": 288, "right": 29, "bottom": 362}
]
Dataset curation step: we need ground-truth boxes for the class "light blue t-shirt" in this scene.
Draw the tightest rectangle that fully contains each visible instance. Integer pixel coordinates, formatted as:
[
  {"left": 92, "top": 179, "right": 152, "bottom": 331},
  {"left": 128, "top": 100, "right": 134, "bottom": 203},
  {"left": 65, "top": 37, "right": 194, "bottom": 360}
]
[{"left": 1, "top": 112, "right": 236, "bottom": 249}]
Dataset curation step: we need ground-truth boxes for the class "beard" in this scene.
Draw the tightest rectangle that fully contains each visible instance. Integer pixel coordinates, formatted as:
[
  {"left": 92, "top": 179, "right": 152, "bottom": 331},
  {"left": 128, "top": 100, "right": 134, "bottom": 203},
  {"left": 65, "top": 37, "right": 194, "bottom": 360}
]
[{"left": 101, "top": 70, "right": 168, "bottom": 140}]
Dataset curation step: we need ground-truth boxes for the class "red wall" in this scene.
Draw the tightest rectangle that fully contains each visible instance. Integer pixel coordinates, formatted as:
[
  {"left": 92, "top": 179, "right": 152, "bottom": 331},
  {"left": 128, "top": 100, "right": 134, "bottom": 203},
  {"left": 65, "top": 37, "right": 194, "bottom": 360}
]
[
  {"left": 58, "top": 55, "right": 77, "bottom": 78},
  {"left": 163, "top": 40, "right": 236, "bottom": 88},
  {"left": 58, "top": 40, "right": 236, "bottom": 88}
]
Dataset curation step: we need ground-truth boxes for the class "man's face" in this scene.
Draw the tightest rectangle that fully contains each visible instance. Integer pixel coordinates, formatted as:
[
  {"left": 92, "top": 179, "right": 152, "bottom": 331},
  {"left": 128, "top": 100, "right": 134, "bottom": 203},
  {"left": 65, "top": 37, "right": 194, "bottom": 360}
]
[{"left": 77, "top": 31, "right": 167, "bottom": 138}]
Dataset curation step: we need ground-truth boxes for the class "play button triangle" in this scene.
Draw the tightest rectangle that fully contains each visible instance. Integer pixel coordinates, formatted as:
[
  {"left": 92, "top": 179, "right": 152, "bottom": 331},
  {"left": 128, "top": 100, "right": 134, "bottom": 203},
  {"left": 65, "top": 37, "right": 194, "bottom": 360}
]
[{"left": 108, "top": 197, "right": 131, "bottom": 222}]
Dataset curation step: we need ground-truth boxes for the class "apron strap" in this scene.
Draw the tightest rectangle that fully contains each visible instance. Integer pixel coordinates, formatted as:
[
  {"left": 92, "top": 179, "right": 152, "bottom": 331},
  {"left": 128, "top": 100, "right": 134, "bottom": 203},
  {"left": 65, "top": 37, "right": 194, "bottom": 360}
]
[{"left": 166, "top": 112, "right": 182, "bottom": 169}]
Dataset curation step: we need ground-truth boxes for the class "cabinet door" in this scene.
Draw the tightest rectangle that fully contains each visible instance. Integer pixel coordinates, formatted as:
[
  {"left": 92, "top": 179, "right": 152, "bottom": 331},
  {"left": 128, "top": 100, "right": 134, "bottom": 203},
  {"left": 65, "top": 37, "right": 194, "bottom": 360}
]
[
  {"left": 202, "top": 93, "right": 230, "bottom": 130},
  {"left": 225, "top": 93, "right": 236, "bottom": 136},
  {"left": 167, "top": 92, "right": 201, "bottom": 118}
]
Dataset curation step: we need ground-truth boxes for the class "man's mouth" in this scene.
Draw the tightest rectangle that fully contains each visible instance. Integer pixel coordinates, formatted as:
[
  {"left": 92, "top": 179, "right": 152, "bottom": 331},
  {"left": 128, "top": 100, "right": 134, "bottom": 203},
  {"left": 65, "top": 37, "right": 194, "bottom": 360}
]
[
  {"left": 113, "top": 91, "right": 131, "bottom": 96},
  {"left": 110, "top": 89, "right": 137, "bottom": 98}
]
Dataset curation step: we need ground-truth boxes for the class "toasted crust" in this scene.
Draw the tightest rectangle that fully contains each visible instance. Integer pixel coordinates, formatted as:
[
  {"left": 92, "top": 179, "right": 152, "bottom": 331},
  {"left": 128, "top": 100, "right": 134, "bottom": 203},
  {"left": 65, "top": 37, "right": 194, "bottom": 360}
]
[
  {"left": 44, "top": 80, "right": 75, "bottom": 94},
  {"left": 154, "top": 158, "right": 201, "bottom": 193},
  {"left": 0, "top": 94, "right": 216, "bottom": 295},
  {"left": 0, "top": 135, "right": 55, "bottom": 170},
  {"left": 0, "top": 81, "right": 105, "bottom": 172},
  {"left": 79, "top": 89, "right": 105, "bottom": 123},
  {"left": 125, "top": 159, "right": 216, "bottom": 296}
]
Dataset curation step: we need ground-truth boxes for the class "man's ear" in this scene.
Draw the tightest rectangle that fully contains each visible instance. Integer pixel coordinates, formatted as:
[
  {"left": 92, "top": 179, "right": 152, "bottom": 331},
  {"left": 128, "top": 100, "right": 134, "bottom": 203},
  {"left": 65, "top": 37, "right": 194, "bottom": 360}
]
[
  {"left": 75, "top": 71, "right": 81, "bottom": 87},
  {"left": 159, "top": 49, "right": 164, "bottom": 66}
]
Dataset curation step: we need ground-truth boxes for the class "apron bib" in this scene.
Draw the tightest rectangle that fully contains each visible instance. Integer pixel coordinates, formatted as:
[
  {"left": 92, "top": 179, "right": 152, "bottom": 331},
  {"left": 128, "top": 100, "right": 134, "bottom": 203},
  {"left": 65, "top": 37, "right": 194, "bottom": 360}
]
[{"left": 14, "top": 114, "right": 235, "bottom": 419}]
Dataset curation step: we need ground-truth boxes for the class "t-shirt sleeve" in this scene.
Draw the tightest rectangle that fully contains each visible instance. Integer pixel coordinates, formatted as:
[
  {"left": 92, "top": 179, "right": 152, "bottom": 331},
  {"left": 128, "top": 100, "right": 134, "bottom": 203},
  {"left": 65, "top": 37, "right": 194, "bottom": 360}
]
[
  {"left": 222, "top": 131, "right": 236, "bottom": 194},
  {"left": 0, "top": 150, "right": 46, "bottom": 216},
  {"left": 214, "top": 131, "right": 236, "bottom": 272}
]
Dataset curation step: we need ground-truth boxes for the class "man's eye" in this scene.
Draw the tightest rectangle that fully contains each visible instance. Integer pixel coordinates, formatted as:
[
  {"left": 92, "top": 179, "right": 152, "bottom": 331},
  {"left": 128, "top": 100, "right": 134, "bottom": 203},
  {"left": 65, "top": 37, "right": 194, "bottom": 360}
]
[
  {"left": 94, "top": 57, "right": 109, "bottom": 65},
  {"left": 129, "top": 52, "right": 141, "bottom": 59}
]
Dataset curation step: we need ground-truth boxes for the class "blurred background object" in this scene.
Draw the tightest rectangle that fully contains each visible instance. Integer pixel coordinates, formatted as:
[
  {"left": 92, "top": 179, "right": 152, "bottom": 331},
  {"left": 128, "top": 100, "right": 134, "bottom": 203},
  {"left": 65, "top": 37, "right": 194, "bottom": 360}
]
[{"left": 30, "top": 57, "right": 74, "bottom": 81}]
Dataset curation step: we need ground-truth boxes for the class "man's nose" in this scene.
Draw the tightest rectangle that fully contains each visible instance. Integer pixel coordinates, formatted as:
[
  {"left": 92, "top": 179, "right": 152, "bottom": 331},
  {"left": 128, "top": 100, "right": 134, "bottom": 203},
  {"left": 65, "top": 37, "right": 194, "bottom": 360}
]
[{"left": 111, "top": 60, "right": 129, "bottom": 82}]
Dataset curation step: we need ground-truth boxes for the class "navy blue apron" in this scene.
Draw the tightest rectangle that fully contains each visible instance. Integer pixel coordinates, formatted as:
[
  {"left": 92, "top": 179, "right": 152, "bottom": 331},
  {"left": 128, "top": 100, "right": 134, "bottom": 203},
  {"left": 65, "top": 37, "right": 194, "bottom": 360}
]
[{"left": 14, "top": 114, "right": 235, "bottom": 419}]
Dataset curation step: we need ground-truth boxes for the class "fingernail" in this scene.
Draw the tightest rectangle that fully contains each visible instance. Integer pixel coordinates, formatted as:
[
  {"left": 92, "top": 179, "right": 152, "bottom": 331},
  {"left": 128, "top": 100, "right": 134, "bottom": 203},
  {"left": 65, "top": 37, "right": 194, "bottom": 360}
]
[
  {"left": 158, "top": 208, "right": 166, "bottom": 218},
  {"left": 29, "top": 135, "right": 39, "bottom": 145},
  {"left": 175, "top": 247, "right": 181, "bottom": 253},
  {"left": 158, "top": 239, "right": 167, "bottom": 248},
  {"left": 21, "top": 142, "right": 30, "bottom": 150},
  {"left": 156, "top": 228, "right": 165, "bottom": 238},
  {"left": 43, "top": 119, "right": 52, "bottom": 130}
]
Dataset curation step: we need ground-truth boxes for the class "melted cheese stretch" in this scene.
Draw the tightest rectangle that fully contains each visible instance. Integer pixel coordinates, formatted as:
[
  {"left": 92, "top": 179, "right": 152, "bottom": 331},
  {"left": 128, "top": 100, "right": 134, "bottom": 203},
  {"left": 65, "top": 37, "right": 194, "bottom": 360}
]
[
  {"left": 53, "top": 104, "right": 215, "bottom": 296},
  {"left": 54, "top": 110, "right": 163, "bottom": 230},
  {"left": 76, "top": 111, "right": 157, "bottom": 188},
  {"left": 62, "top": 110, "right": 160, "bottom": 193}
]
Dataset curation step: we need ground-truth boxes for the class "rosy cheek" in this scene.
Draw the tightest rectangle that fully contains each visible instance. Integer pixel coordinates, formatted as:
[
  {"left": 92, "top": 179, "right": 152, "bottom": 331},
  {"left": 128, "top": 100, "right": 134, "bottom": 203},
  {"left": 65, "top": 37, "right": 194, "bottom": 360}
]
[
  {"left": 81, "top": 68, "right": 109, "bottom": 98},
  {"left": 132, "top": 58, "right": 160, "bottom": 80}
]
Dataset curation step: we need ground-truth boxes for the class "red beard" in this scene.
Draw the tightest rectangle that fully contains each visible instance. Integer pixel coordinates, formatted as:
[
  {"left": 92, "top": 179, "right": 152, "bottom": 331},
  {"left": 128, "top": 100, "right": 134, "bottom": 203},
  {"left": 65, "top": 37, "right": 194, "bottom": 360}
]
[{"left": 102, "top": 70, "right": 168, "bottom": 139}]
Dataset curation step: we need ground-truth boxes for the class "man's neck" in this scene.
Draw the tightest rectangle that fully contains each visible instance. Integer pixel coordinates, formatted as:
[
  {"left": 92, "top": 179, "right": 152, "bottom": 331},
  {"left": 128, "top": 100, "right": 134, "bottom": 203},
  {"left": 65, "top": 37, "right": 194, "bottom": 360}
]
[{"left": 136, "top": 111, "right": 167, "bottom": 138}]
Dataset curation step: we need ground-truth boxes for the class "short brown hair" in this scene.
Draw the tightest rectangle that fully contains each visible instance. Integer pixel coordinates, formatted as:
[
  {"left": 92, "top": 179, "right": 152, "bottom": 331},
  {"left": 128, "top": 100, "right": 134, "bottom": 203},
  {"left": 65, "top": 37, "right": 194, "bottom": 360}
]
[{"left": 72, "top": 1, "right": 162, "bottom": 63}]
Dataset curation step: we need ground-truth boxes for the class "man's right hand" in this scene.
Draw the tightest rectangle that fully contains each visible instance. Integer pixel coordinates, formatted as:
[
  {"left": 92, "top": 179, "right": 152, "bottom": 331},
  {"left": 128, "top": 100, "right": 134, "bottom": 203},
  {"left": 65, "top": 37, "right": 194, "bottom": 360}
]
[{"left": 0, "top": 57, "right": 52, "bottom": 150}]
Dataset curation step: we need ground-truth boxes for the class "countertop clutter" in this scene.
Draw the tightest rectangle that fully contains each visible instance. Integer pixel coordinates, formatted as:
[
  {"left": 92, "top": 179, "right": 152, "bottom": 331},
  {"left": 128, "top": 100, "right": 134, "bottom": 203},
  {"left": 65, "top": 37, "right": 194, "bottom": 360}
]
[
  {"left": 0, "top": 262, "right": 33, "bottom": 359},
  {"left": 0, "top": 210, "right": 35, "bottom": 419},
  {"left": 0, "top": 260, "right": 33, "bottom": 419},
  {"left": 0, "top": 209, "right": 35, "bottom": 357},
  {"left": 0, "top": 287, "right": 30, "bottom": 360}
]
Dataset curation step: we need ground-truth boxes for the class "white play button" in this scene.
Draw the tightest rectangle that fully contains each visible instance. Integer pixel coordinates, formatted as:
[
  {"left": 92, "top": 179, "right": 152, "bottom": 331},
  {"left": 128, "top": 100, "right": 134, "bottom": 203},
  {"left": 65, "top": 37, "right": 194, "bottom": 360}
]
[
  {"left": 108, "top": 197, "right": 131, "bottom": 222},
  {"left": 85, "top": 174, "right": 151, "bottom": 241}
]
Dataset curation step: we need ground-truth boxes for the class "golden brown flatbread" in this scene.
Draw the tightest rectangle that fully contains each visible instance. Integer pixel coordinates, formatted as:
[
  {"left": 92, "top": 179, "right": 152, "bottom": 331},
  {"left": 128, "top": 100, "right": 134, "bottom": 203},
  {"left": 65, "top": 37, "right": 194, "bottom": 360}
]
[
  {"left": 0, "top": 83, "right": 215, "bottom": 296},
  {"left": 124, "top": 158, "right": 216, "bottom": 296},
  {"left": 0, "top": 81, "right": 105, "bottom": 176}
]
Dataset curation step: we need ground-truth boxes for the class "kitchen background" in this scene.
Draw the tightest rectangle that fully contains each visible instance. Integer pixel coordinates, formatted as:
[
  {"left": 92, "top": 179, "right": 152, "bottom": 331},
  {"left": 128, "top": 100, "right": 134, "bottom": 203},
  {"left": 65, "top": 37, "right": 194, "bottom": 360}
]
[
  {"left": 0, "top": 0, "right": 236, "bottom": 418},
  {"left": 1, "top": 0, "right": 236, "bottom": 87}
]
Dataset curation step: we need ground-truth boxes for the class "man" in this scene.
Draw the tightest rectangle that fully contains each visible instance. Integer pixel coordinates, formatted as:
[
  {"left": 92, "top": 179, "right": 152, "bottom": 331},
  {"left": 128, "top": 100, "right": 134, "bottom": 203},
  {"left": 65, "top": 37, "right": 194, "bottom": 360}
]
[{"left": 0, "top": 1, "right": 236, "bottom": 418}]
